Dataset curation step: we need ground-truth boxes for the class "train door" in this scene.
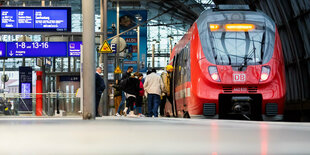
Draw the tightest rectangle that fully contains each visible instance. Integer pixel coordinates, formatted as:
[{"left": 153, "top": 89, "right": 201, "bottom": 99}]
[
  {"left": 183, "top": 45, "right": 191, "bottom": 118},
  {"left": 172, "top": 55, "right": 179, "bottom": 117},
  {"left": 174, "top": 51, "right": 186, "bottom": 117}
]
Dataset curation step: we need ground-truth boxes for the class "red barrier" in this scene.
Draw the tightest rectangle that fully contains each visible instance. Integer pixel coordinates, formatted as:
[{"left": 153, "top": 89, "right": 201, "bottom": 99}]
[{"left": 36, "top": 71, "right": 43, "bottom": 116}]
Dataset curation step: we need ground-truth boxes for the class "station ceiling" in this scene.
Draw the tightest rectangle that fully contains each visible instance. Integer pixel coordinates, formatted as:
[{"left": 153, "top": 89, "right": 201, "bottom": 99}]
[{"left": 1, "top": 0, "right": 212, "bottom": 30}]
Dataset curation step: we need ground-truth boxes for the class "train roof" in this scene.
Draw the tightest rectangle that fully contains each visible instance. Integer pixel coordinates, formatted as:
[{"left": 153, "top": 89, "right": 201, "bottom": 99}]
[{"left": 196, "top": 5, "right": 276, "bottom": 30}]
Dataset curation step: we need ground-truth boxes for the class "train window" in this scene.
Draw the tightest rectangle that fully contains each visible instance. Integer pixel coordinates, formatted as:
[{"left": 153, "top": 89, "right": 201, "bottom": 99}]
[
  {"left": 209, "top": 30, "right": 264, "bottom": 66},
  {"left": 173, "top": 43, "right": 191, "bottom": 88},
  {"left": 185, "top": 43, "right": 191, "bottom": 82},
  {"left": 175, "top": 53, "right": 182, "bottom": 86}
]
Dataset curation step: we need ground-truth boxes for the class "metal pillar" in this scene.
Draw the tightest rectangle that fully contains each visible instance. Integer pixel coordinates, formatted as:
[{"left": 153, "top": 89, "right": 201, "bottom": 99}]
[
  {"left": 116, "top": 1, "right": 120, "bottom": 79},
  {"left": 152, "top": 43, "right": 155, "bottom": 68},
  {"left": 99, "top": 0, "right": 109, "bottom": 116},
  {"left": 137, "top": 26, "right": 140, "bottom": 72},
  {"left": 41, "top": 0, "right": 47, "bottom": 115},
  {"left": 82, "top": 0, "right": 96, "bottom": 120},
  {"left": 22, "top": 2, "right": 26, "bottom": 66}
]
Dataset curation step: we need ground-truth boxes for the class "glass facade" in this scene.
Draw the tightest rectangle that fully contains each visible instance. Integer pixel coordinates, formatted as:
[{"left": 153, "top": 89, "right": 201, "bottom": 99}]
[{"left": 147, "top": 20, "right": 187, "bottom": 68}]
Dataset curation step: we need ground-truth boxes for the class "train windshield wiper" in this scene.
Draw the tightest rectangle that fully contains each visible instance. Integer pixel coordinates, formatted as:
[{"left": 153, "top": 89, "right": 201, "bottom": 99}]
[
  {"left": 212, "top": 47, "right": 249, "bottom": 65},
  {"left": 239, "top": 39, "right": 256, "bottom": 71}
]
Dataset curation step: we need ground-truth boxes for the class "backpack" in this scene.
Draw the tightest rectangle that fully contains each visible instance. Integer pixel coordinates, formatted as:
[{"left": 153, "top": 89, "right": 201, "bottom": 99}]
[{"left": 119, "top": 78, "right": 128, "bottom": 90}]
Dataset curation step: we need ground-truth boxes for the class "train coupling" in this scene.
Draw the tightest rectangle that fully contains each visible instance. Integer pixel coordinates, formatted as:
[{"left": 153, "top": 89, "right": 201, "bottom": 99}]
[{"left": 231, "top": 96, "right": 252, "bottom": 114}]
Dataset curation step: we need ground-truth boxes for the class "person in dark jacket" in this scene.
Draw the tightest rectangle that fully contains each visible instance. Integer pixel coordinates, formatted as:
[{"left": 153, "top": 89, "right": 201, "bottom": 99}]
[
  {"left": 95, "top": 67, "right": 105, "bottom": 117},
  {"left": 122, "top": 72, "right": 140, "bottom": 117},
  {"left": 121, "top": 66, "right": 133, "bottom": 80},
  {"left": 116, "top": 66, "right": 134, "bottom": 116}
]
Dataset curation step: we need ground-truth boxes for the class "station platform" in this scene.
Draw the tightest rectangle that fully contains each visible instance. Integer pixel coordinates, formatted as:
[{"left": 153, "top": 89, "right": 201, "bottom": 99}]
[{"left": 1, "top": 116, "right": 310, "bottom": 154}]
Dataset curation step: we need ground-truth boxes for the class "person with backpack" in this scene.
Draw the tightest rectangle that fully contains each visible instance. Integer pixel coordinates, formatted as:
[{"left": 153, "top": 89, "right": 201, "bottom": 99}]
[
  {"left": 160, "top": 65, "right": 174, "bottom": 117},
  {"left": 115, "top": 66, "right": 133, "bottom": 116},
  {"left": 122, "top": 72, "right": 140, "bottom": 117}
]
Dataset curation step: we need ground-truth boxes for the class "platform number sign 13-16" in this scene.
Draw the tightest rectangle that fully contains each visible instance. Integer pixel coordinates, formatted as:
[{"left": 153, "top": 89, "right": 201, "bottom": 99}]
[{"left": 233, "top": 74, "right": 246, "bottom": 82}]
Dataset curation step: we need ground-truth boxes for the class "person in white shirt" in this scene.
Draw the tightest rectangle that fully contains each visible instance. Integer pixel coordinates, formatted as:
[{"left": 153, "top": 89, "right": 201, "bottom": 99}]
[{"left": 143, "top": 69, "right": 164, "bottom": 117}]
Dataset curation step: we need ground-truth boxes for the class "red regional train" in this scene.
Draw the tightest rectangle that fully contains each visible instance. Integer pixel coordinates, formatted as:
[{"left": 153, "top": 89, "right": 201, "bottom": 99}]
[{"left": 168, "top": 5, "right": 286, "bottom": 121}]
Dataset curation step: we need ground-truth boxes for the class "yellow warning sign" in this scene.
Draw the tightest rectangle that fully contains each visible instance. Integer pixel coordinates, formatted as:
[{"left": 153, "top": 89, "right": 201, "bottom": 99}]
[
  {"left": 99, "top": 40, "right": 113, "bottom": 53},
  {"left": 114, "top": 66, "right": 122, "bottom": 74}
]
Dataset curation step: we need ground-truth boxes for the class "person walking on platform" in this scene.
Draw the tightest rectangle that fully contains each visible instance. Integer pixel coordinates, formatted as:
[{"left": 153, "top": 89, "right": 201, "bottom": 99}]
[
  {"left": 113, "top": 80, "right": 122, "bottom": 115},
  {"left": 160, "top": 65, "right": 174, "bottom": 117},
  {"left": 116, "top": 66, "right": 134, "bottom": 116},
  {"left": 122, "top": 73, "right": 140, "bottom": 117},
  {"left": 95, "top": 67, "right": 106, "bottom": 117},
  {"left": 143, "top": 69, "right": 164, "bottom": 117},
  {"left": 136, "top": 73, "right": 145, "bottom": 117}
]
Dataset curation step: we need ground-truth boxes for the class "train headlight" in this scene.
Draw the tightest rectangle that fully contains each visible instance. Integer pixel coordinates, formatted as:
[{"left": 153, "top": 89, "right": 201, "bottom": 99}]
[
  {"left": 260, "top": 66, "right": 270, "bottom": 82},
  {"left": 211, "top": 73, "right": 219, "bottom": 81},
  {"left": 208, "top": 66, "right": 221, "bottom": 82}
]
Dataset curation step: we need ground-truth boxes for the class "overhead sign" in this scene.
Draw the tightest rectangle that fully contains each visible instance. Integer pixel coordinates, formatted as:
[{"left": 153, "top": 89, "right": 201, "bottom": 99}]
[
  {"left": 0, "top": 7, "right": 71, "bottom": 32},
  {"left": 68, "top": 41, "right": 82, "bottom": 57},
  {"left": 99, "top": 40, "right": 113, "bottom": 53},
  {"left": 7, "top": 42, "right": 67, "bottom": 57}
]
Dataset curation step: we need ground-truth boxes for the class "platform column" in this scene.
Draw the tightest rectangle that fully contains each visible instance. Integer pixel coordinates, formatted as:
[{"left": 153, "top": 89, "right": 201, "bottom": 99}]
[{"left": 82, "top": 0, "right": 96, "bottom": 120}]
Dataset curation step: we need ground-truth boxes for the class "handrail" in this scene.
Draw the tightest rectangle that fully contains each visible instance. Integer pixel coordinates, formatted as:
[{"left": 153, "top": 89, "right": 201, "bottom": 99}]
[{"left": 0, "top": 93, "right": 77, "bottom": 98}]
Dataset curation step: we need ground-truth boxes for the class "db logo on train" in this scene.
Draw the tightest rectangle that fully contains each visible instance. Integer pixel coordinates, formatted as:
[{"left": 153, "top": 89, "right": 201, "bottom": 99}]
[{"left": 233, "top": 74, "right": 246, "bottom": 81}]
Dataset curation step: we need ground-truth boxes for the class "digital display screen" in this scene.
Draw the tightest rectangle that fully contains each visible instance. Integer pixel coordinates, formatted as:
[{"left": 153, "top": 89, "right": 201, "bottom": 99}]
[
  {"left": 35, "top": 9, "right": 67, "bottom": 29},
  {"left": 0, "top": 7, "right": 71, "bottom": 32},
  {"left": 68, "top": 41, "right": 82, "bottom": 57},
  {"left": 0, "top": 42, "right": 6, "bottom": 57},
  {"left": 21, "top": 83, "right": 31, "bottom": 99},
  {"left": 7, "top": 42, "right": 68, "bottom": 57}
]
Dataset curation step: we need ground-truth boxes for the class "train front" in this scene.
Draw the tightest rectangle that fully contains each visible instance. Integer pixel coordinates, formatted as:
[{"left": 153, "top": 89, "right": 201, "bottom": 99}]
[{"left": 193, "top": 7, "right": 286, "bottom": 120}]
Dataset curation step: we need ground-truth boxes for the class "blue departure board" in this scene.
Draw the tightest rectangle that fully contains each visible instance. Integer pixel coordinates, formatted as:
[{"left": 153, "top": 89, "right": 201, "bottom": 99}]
[
  {"left": 0, "top": 7, "right": 71, "bottom": 32},
  {"left": 68, "top": 41, "right": 82, "bottom": 57},
  {"left": 7, "top": 42, "right": 68, "bottom": 57},
  {"left": 0, "top": 42, "right": 6, "bottom": 57},
  {"left": 18, "top": 9, "right": 34, "bottom": 28}
]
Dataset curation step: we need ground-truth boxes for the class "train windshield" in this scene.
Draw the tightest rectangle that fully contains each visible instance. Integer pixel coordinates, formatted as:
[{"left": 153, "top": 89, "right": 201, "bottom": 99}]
[
  {"left": 197, "top": 11, "right": 276, "bottom": 66},
  {"left": 209, "top": 23, "right": 265, "bottom": 66}
]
